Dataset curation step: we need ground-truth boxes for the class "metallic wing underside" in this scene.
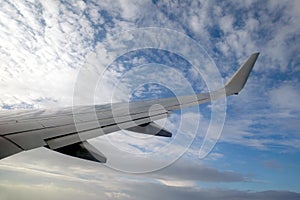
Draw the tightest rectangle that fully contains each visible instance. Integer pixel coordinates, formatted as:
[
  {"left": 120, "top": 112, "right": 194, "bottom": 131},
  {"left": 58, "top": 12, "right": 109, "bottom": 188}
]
[{"left": 0, "top": 53, "right": 259, "bottom": 163}]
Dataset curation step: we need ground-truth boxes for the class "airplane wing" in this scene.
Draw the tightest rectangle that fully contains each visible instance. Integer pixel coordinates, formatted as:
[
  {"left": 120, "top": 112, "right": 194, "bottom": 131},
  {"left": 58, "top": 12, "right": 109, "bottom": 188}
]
[{"left": 0, "top": 53, "right": 259, "bottom": 163}]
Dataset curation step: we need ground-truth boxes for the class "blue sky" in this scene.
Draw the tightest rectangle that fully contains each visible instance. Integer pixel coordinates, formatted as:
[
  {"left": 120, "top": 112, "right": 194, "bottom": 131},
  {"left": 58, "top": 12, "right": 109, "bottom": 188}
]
[{"left": 0, "top": 0, "right": 300, "bottom": 199}]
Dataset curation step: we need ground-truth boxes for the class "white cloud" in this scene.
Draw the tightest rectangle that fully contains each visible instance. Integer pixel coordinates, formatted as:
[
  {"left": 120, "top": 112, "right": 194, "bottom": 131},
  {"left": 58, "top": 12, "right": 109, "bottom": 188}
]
[
  {"left": 269, "top": 83, "right": 300, "bottom": 112},
  {"left": 0, "top": 0, "right": 96, "bottom": 109},
  {"left": 158, "top": 179, "right": 197, "bottom": 187},
  {"left": 0, "top": 182, "right": 100, "bottom": 200}
]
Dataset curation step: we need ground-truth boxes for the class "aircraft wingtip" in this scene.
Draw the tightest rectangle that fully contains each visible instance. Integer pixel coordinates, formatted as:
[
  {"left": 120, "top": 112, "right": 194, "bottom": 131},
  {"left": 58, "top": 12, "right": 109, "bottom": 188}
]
[{"left": 224, "top": 52, "right": 259, "bottom": 95}]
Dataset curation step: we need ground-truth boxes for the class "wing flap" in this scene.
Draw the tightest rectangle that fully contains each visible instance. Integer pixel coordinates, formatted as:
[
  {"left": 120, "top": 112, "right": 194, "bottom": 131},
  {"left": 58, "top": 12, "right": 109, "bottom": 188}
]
[
  {"left": 51, "top": 141, "right": 107, "bottom": 163},
  {"left": 44, "top": 113, "right": 168, "bottom": 149},
  {"left": 0, "top": 136, "right": 23, "bottom": 159},
  {"left": 126, "top": 122, "right": 172, "bottom": 137}
]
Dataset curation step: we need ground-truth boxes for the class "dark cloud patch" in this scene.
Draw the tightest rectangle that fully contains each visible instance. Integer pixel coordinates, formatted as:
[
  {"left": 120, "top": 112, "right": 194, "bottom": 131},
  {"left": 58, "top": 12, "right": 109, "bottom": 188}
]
[
  {"left": 263, "top": 159, "right": 282, "bottom": 170},
  {"left": 109, "top": 182, "right": 300, "bottom": 200},
  {"left": 153, "top": 159, "right": 247, "bottom": 182}
]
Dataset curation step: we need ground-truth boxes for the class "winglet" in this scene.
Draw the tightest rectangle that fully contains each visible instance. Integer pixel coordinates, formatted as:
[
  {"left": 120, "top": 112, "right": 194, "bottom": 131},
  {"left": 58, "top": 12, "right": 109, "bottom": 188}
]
[{"left": 225, "top": 52, "right": 259, "bottom": 96}]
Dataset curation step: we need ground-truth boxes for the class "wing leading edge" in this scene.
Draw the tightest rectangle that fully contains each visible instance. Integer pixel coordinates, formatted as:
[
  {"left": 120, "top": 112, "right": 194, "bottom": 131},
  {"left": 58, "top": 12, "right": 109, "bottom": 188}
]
[{"left": 0, "top": 53, "right": 259, "bottom": 163}]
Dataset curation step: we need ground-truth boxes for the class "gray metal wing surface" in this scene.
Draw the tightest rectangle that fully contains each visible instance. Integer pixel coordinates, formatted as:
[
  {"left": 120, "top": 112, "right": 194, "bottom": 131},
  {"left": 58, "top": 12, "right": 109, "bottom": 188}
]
[{"left": 0, "top": 53, "right": 259, "bottom": 163}]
